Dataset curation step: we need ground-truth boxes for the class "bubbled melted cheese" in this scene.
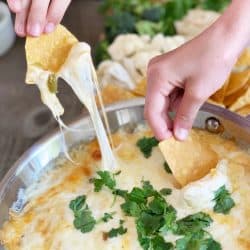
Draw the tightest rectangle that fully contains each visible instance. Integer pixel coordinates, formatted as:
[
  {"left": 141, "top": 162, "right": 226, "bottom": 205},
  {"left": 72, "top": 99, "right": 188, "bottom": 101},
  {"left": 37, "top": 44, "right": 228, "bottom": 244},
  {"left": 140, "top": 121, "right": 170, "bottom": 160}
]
[{"left": 0, "top": 129, "right": 250, "bottom": 250}]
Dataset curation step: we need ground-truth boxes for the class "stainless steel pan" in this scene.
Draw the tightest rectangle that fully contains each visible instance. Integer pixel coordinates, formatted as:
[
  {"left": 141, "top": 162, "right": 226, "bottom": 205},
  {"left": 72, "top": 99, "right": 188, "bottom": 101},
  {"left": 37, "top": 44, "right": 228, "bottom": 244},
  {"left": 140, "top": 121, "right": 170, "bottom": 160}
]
[{"left": 0, "top": 98, "right": 249, "bottom": 249}]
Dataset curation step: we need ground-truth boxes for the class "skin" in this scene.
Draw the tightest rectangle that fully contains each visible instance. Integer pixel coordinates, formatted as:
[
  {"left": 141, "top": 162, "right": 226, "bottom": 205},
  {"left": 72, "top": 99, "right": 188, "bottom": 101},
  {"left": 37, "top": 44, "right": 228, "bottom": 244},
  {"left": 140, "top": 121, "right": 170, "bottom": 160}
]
[
  {"left": 7, "top": 0, "right": 71, "bottom": 37},
  {"left": 145, "top": 0, "right": 250, "bottom": 141},
  {"left": 7, "top": 0, "right": 250, "bottom": 141}
]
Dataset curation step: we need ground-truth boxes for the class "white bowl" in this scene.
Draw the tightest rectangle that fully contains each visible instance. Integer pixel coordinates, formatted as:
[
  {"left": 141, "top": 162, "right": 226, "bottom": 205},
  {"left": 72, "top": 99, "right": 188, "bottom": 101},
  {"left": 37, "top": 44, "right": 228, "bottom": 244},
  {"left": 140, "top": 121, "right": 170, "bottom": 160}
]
[{"left": 0, "top": 1, "right": 16, "bottom": 56}]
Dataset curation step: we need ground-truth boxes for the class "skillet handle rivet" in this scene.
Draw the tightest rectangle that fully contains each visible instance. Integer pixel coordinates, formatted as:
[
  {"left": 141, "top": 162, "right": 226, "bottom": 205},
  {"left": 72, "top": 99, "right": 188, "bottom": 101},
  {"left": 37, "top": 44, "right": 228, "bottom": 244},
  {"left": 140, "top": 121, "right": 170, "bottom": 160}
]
[{"left": 205, "top": 117, "right": 224, "bottom": 134}]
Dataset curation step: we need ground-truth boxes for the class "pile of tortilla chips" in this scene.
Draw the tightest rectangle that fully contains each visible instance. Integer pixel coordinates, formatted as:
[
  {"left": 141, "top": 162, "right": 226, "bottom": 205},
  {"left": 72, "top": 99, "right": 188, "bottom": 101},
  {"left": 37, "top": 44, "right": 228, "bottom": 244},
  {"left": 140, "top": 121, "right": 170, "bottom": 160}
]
[
  {"left": 210, "top": 48, "right": 250, "bottom": 115},
  {"left": 100, "top": 49, "right": 250, "bottom": 117}
]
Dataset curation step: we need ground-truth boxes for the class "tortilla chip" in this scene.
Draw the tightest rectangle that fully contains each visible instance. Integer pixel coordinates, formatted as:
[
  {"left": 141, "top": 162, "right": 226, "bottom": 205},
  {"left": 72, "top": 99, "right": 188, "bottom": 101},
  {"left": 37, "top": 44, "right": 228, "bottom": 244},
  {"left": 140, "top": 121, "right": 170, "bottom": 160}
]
[
  {"left": 98, "top": 84, "right": 136, "bottom": 106},
  {"left": 225, "top": 69, "right": 250, "bottom": 96},
  {"left": 229, "top": 84, "right": 250, "bottom": 112},
  {"left": 207, "top": 99, "right": 225, "bottom": 108},
  {"left": 210, "top": 78, "right": 229, "bottom": 103},
  {"left": 235, "top": 48, "right": 250, "bottom": 68},
  {"left": 159, "top": 130, "right": 219, "bottom": 186},
  {"left": 132, "top": 78, "right": 147, "bottom": 96},
  {"left": 25, "top": 24, "right": 78, "bottom": 82},
  {"left": 224, "top": 80, "right": 249, "bottom": 107},
  {"left": 235, "top": 104, "right": 250, "bottom": 116}
]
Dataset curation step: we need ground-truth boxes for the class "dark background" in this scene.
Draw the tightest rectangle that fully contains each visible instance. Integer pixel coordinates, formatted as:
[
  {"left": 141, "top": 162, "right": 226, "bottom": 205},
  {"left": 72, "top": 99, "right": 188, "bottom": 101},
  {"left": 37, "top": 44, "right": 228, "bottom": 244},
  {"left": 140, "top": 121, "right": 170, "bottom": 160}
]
[{"left": 0, "top": 0, "right": 104, "bottom": 179}]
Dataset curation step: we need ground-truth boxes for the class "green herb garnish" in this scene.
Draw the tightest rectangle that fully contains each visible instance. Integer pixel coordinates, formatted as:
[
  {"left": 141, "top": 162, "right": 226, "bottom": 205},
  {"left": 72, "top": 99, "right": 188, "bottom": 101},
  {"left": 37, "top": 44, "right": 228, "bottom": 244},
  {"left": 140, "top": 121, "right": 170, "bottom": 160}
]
[
  {"left": 101, "top": 212, "right": 115, "bottom": 223},
  {"left": 176, "top": 230, "right": 222, "bottom": 250},
  {"left": 69, "top": 195, "right": 96, "bottom": 233},
  {"left": 174, "top": 212, "right": 213, "bottom": 235},
  {"left": 160, "top": 188, "right": 172, "bottom": 196},
  {"left": 47, "top": 74, "right": 58, "bottom": 93},
  {"left": 136, "top": 136, "right": 159, "bottom": 158},
  {"left": 92, "top": 171, "right": 116, "bottom": 192},
  {"left": 213, "top": 185, "right": 235, "bottom": 214},
  {"left": 164, "top": 162, "right": 172, "bottom": 174},
  {"left": 202, "top": 0, "right": 231, "bottom": 11},
  {"left": 107, "top": 220, "right": 127, "bottom": 238}
]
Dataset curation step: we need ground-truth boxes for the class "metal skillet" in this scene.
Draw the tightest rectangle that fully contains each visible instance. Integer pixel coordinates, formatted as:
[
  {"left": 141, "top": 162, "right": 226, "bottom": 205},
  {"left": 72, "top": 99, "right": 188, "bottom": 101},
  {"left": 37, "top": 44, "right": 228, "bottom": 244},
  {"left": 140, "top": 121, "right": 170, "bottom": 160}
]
[{"left": 0, "top": 98, "right": 249, "bottom": 249}]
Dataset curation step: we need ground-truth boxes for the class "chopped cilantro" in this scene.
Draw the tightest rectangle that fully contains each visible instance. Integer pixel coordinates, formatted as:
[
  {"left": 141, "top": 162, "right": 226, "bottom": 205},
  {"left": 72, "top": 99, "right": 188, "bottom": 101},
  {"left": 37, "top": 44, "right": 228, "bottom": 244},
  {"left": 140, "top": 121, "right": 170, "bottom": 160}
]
[
  {"left": 150, "top": 235, "right": 174, "bottom": 250},
  {"left": 136, "top": 136, "right": 159, "bottom": 158},
  {"left": 121, "top": 199, "right": 142, "bottom": 217},
  {"left": 112, "top": 189, "right": 128, "bottom": 198},
  {"left": 160, "top": 188, "right": 172, "bottom": 196},
  {"left": 107, "top": 220, "right": 127, "bottom": 238},
  {"left": 69, "top": 195, "right": 86, "bottom": 213},
  {"left": 73, "top": 209, "right": 96, "bottom": 233},
  {"left": 176, "top": 230, "right": 222, "bottom": 250},
  {"left": 174, "top": 212, "right": 213, "bottom": 235},
  {"left": 92, "top": 171, "right": 116, "bottom": 192},
  {"left": 202, "top": 0, "right": 230, "bottom": 12},
  {"left": 213, "top": 185, "right": 235, "bottom": 214},
  {"left": 69, "top": 195, "right": 96, "bottom": 233},
  {"left": 101, "top": 212, "right": 115, "bottom": 223},
  {"left": 164, "top": 162, "right": 172, "bottom": 174}
]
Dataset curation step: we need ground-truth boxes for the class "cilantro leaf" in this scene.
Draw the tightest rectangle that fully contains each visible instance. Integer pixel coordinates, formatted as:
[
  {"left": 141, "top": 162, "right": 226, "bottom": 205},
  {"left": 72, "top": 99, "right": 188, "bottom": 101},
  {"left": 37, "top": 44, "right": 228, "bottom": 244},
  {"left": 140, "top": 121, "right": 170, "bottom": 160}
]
[
  {"left": 69, "top": 195, "right": 96, "bottom": 233},
  {"left": 73, "top": 209, "right": 96, "bottom": 233},
  {"left": 121, "top": 199, "right": 142, "bottom": 217},
  {"left": 175, "top": 212, "right": 213, "bottom": 235},
  {"left": 69, "top": 195, "right": 86, "bottom": 213},
  {"left": 164, "top": 162, "right": 172, "bottom": 174},
  {"left": 137, "top": 211, "right": 164, "bottom": 236},
  {"left": 101, "top": 212, "right": 115, "bottom": 223},
  {"left": 160, "top": 209, "right": 177, "bottom": 234},
  {"left": 136, "top": 136, "right": 159, "bottom": 158},
  {"left": 160, "top": 188, "right": 172, "bottom": 196},
  {"left": 151, "top": 235, "right": 174, "bottom": 250},
  {"left": 202, "top": 0, "right": 230, "bottom": 12},
  {"left": 92, "top": 171, "right": 116, "bottom": 192},
  {"left": 108, "top": 220, "right": 127, "bottom": 238},
  {"left": 148, "top": 196, "right": 168, "bottom": 215},
  {"left": 176, "top": 230, "right": 222, "bottom": 250},
  {"left": 113, "top": 189, "right": 128, "bottom": 198},
  {"left": 213, "top": 185, "right": 235, "bottom": 214}
]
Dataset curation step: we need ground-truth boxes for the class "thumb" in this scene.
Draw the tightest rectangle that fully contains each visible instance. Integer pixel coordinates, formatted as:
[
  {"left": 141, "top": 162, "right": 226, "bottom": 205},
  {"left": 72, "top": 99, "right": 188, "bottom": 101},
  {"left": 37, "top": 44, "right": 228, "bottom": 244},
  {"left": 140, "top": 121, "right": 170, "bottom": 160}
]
[{"left": 174, "top": 88, "right": 205, "bottom": 141}]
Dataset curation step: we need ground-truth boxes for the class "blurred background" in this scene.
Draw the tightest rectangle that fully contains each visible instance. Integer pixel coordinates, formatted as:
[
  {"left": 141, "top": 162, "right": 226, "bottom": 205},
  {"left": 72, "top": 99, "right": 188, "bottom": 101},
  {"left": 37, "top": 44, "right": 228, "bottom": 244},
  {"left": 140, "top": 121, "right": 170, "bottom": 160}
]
[{"left": 0, "top": 0, "right": 104, "bottom": 179}]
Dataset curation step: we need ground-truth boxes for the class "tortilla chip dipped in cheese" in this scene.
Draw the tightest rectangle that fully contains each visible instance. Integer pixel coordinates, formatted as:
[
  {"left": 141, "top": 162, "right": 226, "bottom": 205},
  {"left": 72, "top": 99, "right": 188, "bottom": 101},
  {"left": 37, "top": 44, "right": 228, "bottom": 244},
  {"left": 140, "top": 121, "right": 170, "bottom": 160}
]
[
  {"left": 25, "top": 25, "right": 116, "bottom": 170},
  {"left": 25, "top": 25, "right": 78, "bottom": 75},
  {"left": 159, "top": 130, "right": 219, "bottom": 186}
]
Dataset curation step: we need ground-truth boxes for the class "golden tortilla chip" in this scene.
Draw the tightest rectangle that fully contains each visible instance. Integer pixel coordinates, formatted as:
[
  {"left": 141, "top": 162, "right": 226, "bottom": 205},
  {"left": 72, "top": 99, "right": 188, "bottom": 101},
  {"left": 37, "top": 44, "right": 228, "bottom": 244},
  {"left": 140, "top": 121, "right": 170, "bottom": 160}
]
[
  {"left": 210, "top": 78, "right": 229, "bottom": 103},
  {"left": 224, "top": 80, "right": 249, "bottom": 107},
  {"left": 98, "top": 84, "right": 136, "bottom": 106},
  {"left": 229, "top": 84, "right": 250, "bottom": 112},
  {"left": 235, "top": 48, "right": 250, "bottom": 68},
  {"left": 159, "top": 130, "right": 219, "bottom": 186},
  {"left": 225, "top": 69, "right": 250, "bottom": 96},
  {"left": 25, "top": 24, "right": 78, "bottom": 82},
  {"left": 207, "top": 99, "right": 225, "bottom": 108},
  {"left": 132, "top": 78, "right": 147, "bottom": 96},
  {"left": 235, "top": 104, "right": 250, "bottom": 116}
]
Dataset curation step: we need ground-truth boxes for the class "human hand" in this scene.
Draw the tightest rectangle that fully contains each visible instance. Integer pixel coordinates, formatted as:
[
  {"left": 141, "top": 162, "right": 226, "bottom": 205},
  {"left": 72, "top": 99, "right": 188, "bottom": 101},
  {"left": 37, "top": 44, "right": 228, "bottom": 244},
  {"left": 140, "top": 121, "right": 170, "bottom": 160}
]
[
  {"left": 7, "top": 0, "right": 71, "bottom": 37},
  {"left": 145, "top": 10, "right": 250, "bottom": 141}
]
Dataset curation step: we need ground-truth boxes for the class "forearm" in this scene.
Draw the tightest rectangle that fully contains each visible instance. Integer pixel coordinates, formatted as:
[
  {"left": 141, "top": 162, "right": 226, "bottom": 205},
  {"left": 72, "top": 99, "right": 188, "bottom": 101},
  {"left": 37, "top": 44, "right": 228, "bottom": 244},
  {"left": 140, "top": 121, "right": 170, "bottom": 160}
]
[{"left": 214, "top": 0, "right": 250, "bottom": 58}]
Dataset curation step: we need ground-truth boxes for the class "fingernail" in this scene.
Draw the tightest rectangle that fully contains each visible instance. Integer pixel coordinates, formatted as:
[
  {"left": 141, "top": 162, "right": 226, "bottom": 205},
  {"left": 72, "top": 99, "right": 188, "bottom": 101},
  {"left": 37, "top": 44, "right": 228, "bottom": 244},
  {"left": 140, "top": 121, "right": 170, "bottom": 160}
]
[
  {"left": 29, "top": 23, "right": 41, "bottom": 37},
  {"left": 175, "top": 128, "right": 189, "bottom": 141},
  {"left": 44, "top": 22, "right": 55, "bottom": 33}
]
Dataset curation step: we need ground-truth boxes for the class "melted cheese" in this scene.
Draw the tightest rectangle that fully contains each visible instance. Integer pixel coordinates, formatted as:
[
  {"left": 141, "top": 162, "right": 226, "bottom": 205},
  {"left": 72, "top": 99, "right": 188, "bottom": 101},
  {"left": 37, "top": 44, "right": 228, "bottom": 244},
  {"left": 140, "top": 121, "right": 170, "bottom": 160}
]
[
  {"left": 182, "top": 160, "right": 231, "bottom": 210},
  {"left": 26, "top": 42, "right": 116, "bottom": 170},
  {"left": 0, "top": 128, "right": 250, "bottom": 250}
]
